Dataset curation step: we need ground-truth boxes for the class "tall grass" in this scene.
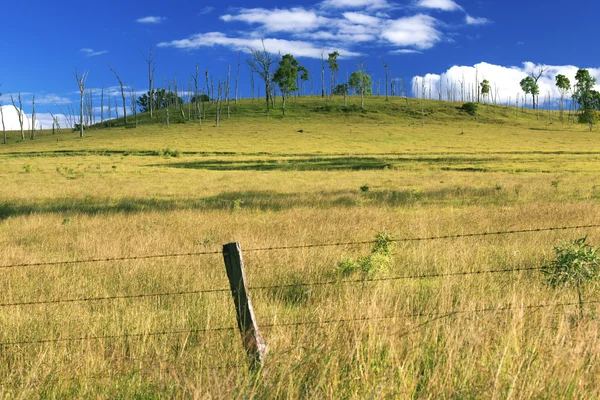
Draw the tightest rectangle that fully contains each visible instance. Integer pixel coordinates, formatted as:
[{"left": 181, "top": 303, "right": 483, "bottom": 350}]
[{"left": 1, "top": 97, "right": 599, "bottom": 397}]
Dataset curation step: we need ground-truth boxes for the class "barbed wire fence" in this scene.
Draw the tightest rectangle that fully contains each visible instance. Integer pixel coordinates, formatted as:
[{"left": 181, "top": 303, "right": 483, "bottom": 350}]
[{"left": 1, "top": 223, "right": 599, "bottom": 375}]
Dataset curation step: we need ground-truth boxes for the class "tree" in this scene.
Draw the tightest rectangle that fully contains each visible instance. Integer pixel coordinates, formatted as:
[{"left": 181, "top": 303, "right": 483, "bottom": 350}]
[
  {"left": 31, "top": 95, "right": 36, "bottom": 140},
  {"left": 0, "top": 93, "right": 6, "bottom": 144},
  {"left": 108, "top": 65, "right": 127, "bottom": 124},
  {"left": 555, "top": 74, "right": 571, "bottom": 122},
  {"left": 327, "top": 51, "right": 340, "bottom": 98},
  {"left": 382, "top": 57, "right": 389, "bottom": 101},
  {"left": 348, "top": 61, "right": 372, "bottom": 107},
  {"left": 247, "top": 41, "right": 280, "bottom": 114},
  {"left": 74, "top": 69, "right": 88, "bottom": 138},
  {"left": 141, "top": 46, "right": 156, "bottom": 118},
  {"left": 520, "top": 76, "right": 537, "bottom": 109},
  {"left": 573, "top": 69, "right": 599, "bottom": 130},
  {"left": 273, "top": 54, "right": 308, "bottom": 116},
  {"left": 9, "top": 92, "right": 24, "bottom": 140},
  {"left": 479, "top": 79, "right": 490, "bottom": 104}
]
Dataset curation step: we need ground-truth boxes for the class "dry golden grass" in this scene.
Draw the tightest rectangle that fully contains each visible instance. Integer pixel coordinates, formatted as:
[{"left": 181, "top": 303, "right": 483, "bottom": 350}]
[{"left": 1, "top": 98, "right": 600, "bottom": 398}]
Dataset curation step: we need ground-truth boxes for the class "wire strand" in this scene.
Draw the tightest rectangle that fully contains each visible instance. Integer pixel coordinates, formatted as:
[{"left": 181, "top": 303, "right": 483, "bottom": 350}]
[
  {"left": 0, "top": 250, "right": 221, "bottom": 270},
  {"left": 0, "top": 326, "right": 236, "bottom": 347},
  {"left": 0, "top": 287, "right": 230, "bottom": 308}
]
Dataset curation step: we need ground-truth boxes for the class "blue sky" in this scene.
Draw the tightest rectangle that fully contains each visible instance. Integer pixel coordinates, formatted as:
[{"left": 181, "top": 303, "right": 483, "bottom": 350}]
[{"left": 1, "top": 0, "right": 599, "bottom": 127}]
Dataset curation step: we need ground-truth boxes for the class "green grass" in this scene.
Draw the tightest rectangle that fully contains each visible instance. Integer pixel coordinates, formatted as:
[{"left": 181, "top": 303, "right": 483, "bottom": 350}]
[{"left": 1, "top": 96, "right": 600, "bottom": 398}]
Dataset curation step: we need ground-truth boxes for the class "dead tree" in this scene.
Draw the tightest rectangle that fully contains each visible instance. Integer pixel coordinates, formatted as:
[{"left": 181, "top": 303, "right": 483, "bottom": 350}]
[
  {"left": 205, "top": 69, "right": 211, "bottom": 104},
  {"left": 108, "top": 64, "right": 127, "bottom": 124},
  {"left": 227, "top": 65, "right": 231, "bottom": 119},
  {"left": 129, "top": 82, "right": 138, "bottom": 127},
  {"left": 320, "top": 49, "right": 325, "bottom": 98},
  {"left": 107, "top": 90, "right": 112, "bottom": 127},
  {"left": 382, "top": 57, "right": 389, "bottom": 101},
  {"left": 247, "top": 41, "right": 279, "bottom": 114},
  {"left": 235, "top": 53, "right": 241, "bottom": 105},
  {"left": 141, "top": 46, "right": 156, "bottom": 118},
  {"left": 0, "top": 96, "right": 6, "bottom": 144},
  {"left": 100, "top": 86, "right": 105, "bottom": 123},
  {"left": 9, "top": 92, "right": 25, "bottom": 140},
  {"left": 250, "top": 70, "right": 255, "bottom": 104},
  {"left": 74, "top": 69, "right": 88, "bottom": 137},
  {"left": 30, "top": 95, "right": 36, "bottom": 139},
  {"left": 215, "top": 79, "right": 222, "bottom": 127},
  {"left": 193, "top": 64, "right": 200, "bottom": 119}
]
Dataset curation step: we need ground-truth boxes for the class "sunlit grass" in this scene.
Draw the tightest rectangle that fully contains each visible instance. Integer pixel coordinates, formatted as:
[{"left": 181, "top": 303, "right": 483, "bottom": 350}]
[{"left": 1, "top": 96, "right": 599, "bottom": 397}]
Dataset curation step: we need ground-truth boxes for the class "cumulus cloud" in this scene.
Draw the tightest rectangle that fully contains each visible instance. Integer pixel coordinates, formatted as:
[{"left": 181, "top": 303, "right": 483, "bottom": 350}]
[
  {"left": 160, "top": 0, "right": 489, "bottom": 58},
  {"left": 136, "top": 16, "right": 166, "bottom": 24},
  {"left": 80, "top": 48, "right": 108, "bottom": 57},
  {"left": 412, "top": 61, "right": 600, "bottom": 104},
  {"left": 465, "top": 15, "right": 490, "bottom": 25},
  {"left": 381, "top": 14, "right": 441, "bottom": 49},
  {"left": 416, "top": 0, "right": 462, "bottom": 11},
  {"left": 158, "top": 32, "right": 361, "bottom": 59},
  {"left": 221, "top": 8, "right": 329, "bottom": 33},
  {"left": 0, "top": 106, "right": 42, "bottom": 131}
]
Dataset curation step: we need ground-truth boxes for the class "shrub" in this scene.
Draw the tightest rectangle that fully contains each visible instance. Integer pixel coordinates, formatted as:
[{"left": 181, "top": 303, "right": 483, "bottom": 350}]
[
  {"left": 461, "top": 102, "right": 478, "bottom": 116},
  {"left": 542, "top": 237, "right": 600, "bottom": 318},
  {"left": 337, "top": 232, "right": 394, "bottom": 277}
]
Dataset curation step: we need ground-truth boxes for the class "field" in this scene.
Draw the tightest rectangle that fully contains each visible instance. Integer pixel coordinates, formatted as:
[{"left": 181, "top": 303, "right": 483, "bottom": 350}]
[{"left": 1, "top": 97, "right": 600, "bottom": 398}]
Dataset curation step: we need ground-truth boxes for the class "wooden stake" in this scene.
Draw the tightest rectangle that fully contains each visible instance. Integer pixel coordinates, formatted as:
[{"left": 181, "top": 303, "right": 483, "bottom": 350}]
[{"left": 222, "top": 242, "right": 267, "bottom": 369}]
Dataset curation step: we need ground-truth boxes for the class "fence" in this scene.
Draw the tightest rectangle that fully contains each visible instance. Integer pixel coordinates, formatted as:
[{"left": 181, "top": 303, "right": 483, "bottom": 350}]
[{"left": 1, "top": 223, "right": 600, "bottom": 373}]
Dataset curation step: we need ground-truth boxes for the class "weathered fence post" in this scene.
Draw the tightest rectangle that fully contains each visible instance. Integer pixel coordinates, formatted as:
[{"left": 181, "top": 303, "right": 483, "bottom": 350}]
[{"left": 222, "top": 242, "right": 267, "bottom": 369}]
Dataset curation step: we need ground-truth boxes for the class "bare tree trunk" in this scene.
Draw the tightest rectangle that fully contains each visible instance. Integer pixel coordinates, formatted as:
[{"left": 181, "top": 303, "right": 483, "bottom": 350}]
[
  {"left": 141, "top": 46, "right": 156, "bottom": 118},
  {"left": 114, "top": 97, "right": 119, "bottom": 120},
  {"left": 194, "top": 64, "right": 200, "bottom": 118},
  {"left": 205, "top": 69, "right": 211, "bottom": 104},
  {"left": 101, "top": 86, "right": 104, "bottom": 123},
  {"left": 9, "top": 92, "right": 25, "bottom": 140},
  {"left": 129, "top": 82, "right": 138, "bottom": 127},
  {"left": 227, "top": 65, "right": 231, "bottom": 119},
  {"left": 108, "top": 64, "right": 127, "bottom": 124},
  {"left": 320, "top": 49, "right": 325, "bottom": 98},
  {"left": 250, "top": 70, "right": 255, "bottom": 104},
  {"left": 0, "top": 100, "right": 6, "bottom": 144},
  {"left": 107, "top": 91, "right": 112, "bottom": 128},
  {"left": 74, "top": 70, "right": 88, "bottom": 137},
  {"left": 235, "top": 53, "right": 240, "bottom": 105},
  {"left": 216, "top": 79, "right": 221, "bottom": 127},
  {"left": 31, "top": 95, "right": 36, "bottom": 139}
]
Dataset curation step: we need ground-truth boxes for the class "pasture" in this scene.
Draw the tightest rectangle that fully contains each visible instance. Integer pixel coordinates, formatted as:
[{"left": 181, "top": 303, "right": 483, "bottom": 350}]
[{"left": 1, "top": 97, "right": 600, "bottom": 398}]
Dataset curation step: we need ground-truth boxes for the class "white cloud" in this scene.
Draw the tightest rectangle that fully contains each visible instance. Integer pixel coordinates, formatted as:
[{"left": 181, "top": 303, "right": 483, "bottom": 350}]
[
  {"left": 465, "top": 15, "right": 490, "bottom": 25},
  {"left": 320, "top": 0, "right": 390, "bottom": 10},
  {"left": 221, "top": 8, "right": 329, "bottom": 33},
  {"left": 381, "top": 14, "right": 441, "bottom": 49},
  {"left": 198, "top": 7, "right": 214, "bottom": 15},
  {"left": 80, "top": 48, "right": 108, "bottom": 57},
  {"left": 158, "top": 32, "right": 361, "bottom": 59},
  {"left": 416, "top": 0, "right": 462, "bottom": 11},
  {"left": 35, "top": 94, "right": 72, "bottom": 106},
  {"left": 390, "top": 49, "right": 423, "bottom": 54},
  {"left": 136, "top": 16, "right": 166, "bottom": 24},
  {"left": 412, "top": 61, "right": 600, "bottom": 104},
  {"left": 342, "top": 12, "right": 380, "bottom": 25},
  {"left": 0, "top": 106, "right": 41, "bottom": 131}
]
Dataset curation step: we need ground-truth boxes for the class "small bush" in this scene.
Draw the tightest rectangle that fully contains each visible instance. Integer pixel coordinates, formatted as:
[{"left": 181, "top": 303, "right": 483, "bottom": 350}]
[
  {"left": 157, "top": 148, "right": 181, "bottom": 158},
  {"left": 461, "top": 102, "right": 478, "bottom": 116},
  {"left": 542, "top": 237, "right": 600, "bottom": 290},
  {"left": 542, "top": 237, "right": 600, "bottom": 317},
  {"left": 360, "top": 185, "right": 370, "bottom": 192},
  {"left": 337, "top": 232, "right": 394, "bottom": 277}
]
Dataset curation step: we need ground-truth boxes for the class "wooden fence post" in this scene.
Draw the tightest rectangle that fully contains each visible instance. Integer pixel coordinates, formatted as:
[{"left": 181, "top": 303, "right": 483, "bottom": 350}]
[{"left": 222, "top": 242, "right": 267, "bottom": 369}]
